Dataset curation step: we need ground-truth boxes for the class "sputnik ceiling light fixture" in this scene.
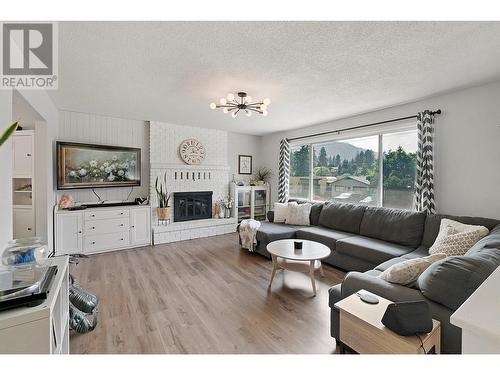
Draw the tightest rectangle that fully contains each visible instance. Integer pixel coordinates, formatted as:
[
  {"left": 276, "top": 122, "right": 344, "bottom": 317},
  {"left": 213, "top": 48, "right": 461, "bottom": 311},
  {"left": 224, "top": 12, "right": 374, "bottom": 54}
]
[{"left": 210, "top": 92, "right": 270, "bottom": 118}]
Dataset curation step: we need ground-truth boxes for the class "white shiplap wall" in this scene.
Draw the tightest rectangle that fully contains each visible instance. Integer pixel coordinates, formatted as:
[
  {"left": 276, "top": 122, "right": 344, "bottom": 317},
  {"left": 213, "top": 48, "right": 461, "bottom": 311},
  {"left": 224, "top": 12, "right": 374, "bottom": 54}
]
[{"left": 58, "top": 110, "right": 149, "bottom": 203}]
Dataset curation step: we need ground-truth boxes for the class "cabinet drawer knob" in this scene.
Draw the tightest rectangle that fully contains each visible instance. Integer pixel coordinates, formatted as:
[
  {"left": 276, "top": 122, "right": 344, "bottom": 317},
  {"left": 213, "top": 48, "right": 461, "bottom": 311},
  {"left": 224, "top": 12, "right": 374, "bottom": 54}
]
[
  {"left": 91, "top": 241, "right": 96, "bottom": 245},
  {"left": 26, "top": 153, "right": 31, "bottom": 157},
  {"left": 120, "top": 238, "right": 124, "bottom": 241},
  {"left": 78, "top": 230, "right": 82, "bottom": 234},
  {"left": 91, "top": 226, "right": 95, "bottom": 229},
  {"left": 120, "top": 224, "right": 124, "bottom": 227},
  {"left": 131, "top": 225, "right": 135, "bottom": 228},
  {"left": 90, "top": 214, "right": 95, "bottom": 217},
  {"left": 120, "top": 212, "right": 124, "bottom": 215},
  {"left": 27, "top": 227, "right": 32, "bottom": 231}
]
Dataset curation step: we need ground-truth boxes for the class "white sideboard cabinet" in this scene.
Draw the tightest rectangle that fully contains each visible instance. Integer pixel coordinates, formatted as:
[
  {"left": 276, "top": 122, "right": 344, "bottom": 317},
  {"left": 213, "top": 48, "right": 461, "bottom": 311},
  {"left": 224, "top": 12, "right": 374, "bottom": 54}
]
[{"left": 55, "top": 205, "right": 151, "bottom": 255}]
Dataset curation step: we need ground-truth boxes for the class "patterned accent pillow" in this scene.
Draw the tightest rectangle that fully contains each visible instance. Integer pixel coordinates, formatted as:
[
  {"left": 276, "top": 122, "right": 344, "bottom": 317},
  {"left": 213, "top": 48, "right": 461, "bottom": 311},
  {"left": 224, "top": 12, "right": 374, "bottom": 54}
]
[
  {"left": 286, "top": 202, "right": 311, "bottom": 226},
  {"left": 429, "top": 219, "right": 489, "bottom": 256},
  {"left": 273, "top": 202, "right": 291, "bottom": 223},
  {"left": 379, "top": 253, "right": 447, "bottom": 285}
]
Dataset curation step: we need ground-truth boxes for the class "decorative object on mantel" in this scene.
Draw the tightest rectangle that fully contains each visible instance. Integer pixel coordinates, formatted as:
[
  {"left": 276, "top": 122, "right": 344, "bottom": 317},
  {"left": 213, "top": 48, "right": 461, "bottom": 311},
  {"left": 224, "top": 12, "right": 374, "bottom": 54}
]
[
  {"left": 251, "top": 166, "right": 273, "bottom": 186},
  {"left": 58, "top": 193, "right": 75, "bottom": 209},
  {"left": 238, "top": 154, "right": 252, "bottom": 175},
  {"left": 210, "top": 92, "right": 271, "bottom": 118},
  {"left": 155, "top": 172, "right": 171, "bottom": 225},
  {"left": 179, "top": 138, "right": 206, "bottom": 165},
  {"left": 218, "top": 196, "right": 234, "bottom": 219}
]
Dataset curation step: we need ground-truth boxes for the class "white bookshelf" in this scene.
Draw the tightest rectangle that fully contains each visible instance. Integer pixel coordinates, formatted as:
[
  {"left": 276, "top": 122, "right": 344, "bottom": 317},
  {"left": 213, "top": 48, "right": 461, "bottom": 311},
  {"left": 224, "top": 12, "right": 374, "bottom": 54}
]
[
  {"left": 230, "top": 183, "right": 270, "bottom": 223},
  {"left": 12, "top": 130, "right": 35, "bottom": 239}
]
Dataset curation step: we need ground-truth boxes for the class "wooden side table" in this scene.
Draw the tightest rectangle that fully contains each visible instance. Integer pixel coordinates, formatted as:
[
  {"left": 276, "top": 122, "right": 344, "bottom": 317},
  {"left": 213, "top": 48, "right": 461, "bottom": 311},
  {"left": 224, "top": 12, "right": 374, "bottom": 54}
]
[{"left": 334, "top": 290, "right": 441, "bottom": 354}]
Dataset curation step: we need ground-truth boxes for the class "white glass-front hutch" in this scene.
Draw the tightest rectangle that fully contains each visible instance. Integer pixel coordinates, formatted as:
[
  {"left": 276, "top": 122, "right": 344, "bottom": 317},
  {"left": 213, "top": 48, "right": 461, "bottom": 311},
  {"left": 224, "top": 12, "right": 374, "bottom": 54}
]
[{"left": 230, "top": 183, "right": 270, "bottom": 223}]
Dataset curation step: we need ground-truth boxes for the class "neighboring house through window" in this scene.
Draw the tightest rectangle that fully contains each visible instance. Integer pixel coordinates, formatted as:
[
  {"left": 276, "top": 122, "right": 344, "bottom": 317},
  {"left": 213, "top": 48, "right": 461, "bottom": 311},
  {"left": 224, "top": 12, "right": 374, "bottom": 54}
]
[{"left": 289, "top": 127, "right": 417, "bottom": 210}]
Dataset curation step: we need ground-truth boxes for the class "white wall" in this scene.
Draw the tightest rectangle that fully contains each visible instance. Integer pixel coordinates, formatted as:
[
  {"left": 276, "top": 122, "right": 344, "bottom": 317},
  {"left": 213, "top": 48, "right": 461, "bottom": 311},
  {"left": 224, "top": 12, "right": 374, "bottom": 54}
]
[
  {"left": 227, "top": 131, "right": 262, "bottom": 182},
  {"left": 261, "top": 80, "right": 500, "bottom": 219},
  {"left": 0, "top": 91, "right": 13, "bottom": 247},
  {"left": 58, "top": 111, "right": 150, "bottom": 203}
]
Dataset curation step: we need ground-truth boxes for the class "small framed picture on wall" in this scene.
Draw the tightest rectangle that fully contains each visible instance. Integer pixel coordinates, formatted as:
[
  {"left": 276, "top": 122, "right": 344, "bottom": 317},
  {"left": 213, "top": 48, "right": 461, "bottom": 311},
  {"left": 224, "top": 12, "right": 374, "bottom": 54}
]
[{"left": 238, "top": 155, "right": 253, "bottom": 175}]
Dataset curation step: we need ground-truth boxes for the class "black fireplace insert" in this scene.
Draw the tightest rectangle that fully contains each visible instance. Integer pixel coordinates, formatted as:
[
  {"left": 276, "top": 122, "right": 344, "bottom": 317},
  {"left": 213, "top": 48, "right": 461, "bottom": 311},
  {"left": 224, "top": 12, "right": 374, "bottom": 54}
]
[{"left": 173, "top": 191, "right": 213, "bottom": 222}]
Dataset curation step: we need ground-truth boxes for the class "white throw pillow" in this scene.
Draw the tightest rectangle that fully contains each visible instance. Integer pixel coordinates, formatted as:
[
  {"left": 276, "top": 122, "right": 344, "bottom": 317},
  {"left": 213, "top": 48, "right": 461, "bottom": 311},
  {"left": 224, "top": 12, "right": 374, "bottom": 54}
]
[
  {"left": 429, "top": 219, "right": 489, "bottom": 256},
  {"left": 286, "top": 202, "right": 311, "bottom": 226},
  {"left": 378, "top": 253, "right": 447, "bottom": 285},
  {"left": 273, "top": 202, "right": 290, "bottom": 223}
]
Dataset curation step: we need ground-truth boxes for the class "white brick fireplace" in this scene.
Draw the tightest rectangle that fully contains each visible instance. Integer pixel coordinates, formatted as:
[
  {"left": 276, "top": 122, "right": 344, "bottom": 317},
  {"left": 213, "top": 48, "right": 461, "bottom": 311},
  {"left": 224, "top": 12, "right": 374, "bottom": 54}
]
[{"left": 149, "top": 121, "right": 237, "bottom": 244}]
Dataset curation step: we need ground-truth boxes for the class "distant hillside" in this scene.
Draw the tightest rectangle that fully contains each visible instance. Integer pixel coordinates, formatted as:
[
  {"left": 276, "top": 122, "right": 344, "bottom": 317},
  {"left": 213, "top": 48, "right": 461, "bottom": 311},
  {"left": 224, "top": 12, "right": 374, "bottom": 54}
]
[{"left": 316, "top": 142, "right": 366, "bottom": 161}]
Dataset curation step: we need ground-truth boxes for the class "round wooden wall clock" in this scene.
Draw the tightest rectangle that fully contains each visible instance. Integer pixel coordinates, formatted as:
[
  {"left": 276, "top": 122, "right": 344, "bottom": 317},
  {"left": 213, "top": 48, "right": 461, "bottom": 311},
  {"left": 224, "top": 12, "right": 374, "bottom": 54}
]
[{"left": 179, "top": 138, "right": 206, "bottom": 165}]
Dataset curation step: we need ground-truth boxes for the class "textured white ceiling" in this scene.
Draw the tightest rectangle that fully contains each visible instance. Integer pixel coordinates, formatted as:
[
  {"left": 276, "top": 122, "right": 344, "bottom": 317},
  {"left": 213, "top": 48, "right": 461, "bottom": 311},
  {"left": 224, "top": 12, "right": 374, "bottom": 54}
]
[{"left": 50, "top": 21, "right": 500, "bottom": 135}]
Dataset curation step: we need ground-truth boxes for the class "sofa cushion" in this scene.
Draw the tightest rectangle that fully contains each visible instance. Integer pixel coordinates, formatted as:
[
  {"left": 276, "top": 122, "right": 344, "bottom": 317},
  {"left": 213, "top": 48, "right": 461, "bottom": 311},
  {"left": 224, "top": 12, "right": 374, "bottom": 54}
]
[
  {"left": 338, "top": 270, "right": 426, "bottom": 304},
  {"left": 288, "top": 199, "right": 324, "bottom": 226},
  {"left": 256, "top": 222, "right": 298, "bottom": 244},
  {"left": 378, "top": 253, "right": 447, "bottom": 286},
  {"left": 359, "top": 206, "right": 426, "bottom": 248},
  {"left": 310, "top": 202, "right": 324, "bottom": 226},
  {"left": 336, "top": 236, "right": 413, "bottom": 265},
  {"left": 318, "top": 202, "right": 366, "bottom": 234},
  {"left": 401, "top": 246, "right": 429, "bottom": 260},
  {"left": 417, "top": 248, "right": 500, "bottom": 310},
  {"left": 286, "top": 202, "right": 311, "bottom": 226},
  {"left": 429, "top": 219, "right": 489, "bottom": 256},
  {"left": 273, "top": 202, "right": 290, "bottom": 223},
  {"left": 375, "top": 257, "right": 408, "bottom": 272},
  {"left": 295, "top": 226, "right": 355, "bottom": 251},
  {"left": 466, "top": 224, "right": 500, "bottom": 255},
  {"left": 421, "top": 214, "right": 500, "bottom": 248}
]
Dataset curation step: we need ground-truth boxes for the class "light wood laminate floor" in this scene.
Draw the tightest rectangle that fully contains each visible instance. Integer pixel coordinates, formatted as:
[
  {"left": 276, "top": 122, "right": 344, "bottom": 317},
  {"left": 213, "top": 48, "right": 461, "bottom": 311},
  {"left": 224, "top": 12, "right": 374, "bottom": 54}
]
[{"left": 70, "top": 233, "right": 345, "bottom": 354}]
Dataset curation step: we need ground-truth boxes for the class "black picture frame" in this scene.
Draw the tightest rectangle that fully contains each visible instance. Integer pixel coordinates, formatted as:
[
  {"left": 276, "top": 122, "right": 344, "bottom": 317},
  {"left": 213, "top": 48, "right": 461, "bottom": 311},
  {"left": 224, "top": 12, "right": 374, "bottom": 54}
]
[
  {"left": 56, "top": 141, "right": 141, "bottom": 190},
  {"left": 238, "top": 155, "right": 253, "bottom": 175}
]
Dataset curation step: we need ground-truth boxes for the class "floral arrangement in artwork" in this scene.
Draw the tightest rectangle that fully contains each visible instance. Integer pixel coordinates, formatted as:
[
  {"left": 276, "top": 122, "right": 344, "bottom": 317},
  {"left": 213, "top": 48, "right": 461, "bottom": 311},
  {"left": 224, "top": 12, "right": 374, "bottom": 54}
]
[
  {"left": 66, "top": 154, "right": 137, "bottom": 183},
  {"left": 58, "top": 143, "right": 141, "bottom": 189}
]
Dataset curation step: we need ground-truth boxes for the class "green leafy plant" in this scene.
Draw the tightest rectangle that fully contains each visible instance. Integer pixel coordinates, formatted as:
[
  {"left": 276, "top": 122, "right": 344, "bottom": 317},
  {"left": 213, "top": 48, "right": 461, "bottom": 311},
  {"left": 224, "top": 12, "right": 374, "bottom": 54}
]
[
  {"left": 155, "top": 172, "right": 171, "bottom": 208},
  {"left": 253, "top": 166, "right": 274, "bottom": 183},
  {"left": 0, "top": 122, "right": 18, "bottom": 147}
]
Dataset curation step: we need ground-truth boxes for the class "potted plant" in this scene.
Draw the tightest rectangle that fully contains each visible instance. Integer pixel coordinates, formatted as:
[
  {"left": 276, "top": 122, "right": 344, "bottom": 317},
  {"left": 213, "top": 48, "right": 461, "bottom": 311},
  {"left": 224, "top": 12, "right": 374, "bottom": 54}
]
[
  {"left": 155, "top": 172, "right": 171, "bottom": 222},
  {"left": 0, "top": 122, "right": 18, "bottom": 147},
  {"left": 253, "top": 166, "right": 273, "bottom": 186}
]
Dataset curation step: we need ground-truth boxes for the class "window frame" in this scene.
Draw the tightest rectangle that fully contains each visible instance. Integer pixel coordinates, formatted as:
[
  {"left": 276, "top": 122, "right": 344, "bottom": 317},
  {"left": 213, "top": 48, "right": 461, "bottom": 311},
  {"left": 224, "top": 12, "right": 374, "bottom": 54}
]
[{"left": 288, "top": 122, "right": 417, "bottom": 208}]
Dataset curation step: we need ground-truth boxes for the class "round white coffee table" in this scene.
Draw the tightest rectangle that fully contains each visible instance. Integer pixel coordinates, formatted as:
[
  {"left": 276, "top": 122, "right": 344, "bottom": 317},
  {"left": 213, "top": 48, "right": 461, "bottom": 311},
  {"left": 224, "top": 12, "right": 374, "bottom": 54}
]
[{"left": 266, "top": 239, "right": 331, "bottom": 296}]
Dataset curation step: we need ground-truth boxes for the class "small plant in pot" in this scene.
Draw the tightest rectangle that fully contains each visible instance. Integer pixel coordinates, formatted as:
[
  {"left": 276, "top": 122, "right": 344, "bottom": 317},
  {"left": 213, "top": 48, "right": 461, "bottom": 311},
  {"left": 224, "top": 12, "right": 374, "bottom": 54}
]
[
  {"left": 253, "top": 166, "right": 273, "bottom": 186},
  {"left": 155, "top": 172, "right": 171, "bottom": 222}
]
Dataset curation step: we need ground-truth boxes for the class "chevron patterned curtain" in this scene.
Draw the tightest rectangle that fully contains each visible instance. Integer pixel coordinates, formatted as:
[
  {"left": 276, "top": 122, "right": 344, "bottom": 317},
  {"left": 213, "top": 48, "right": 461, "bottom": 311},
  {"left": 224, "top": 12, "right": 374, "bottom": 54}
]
[
  {"left": 414, "top": 110, "right": 436, "bottom": 214},
  {"left": 278, "top": 138, "right": 291, "bottom": 203}
]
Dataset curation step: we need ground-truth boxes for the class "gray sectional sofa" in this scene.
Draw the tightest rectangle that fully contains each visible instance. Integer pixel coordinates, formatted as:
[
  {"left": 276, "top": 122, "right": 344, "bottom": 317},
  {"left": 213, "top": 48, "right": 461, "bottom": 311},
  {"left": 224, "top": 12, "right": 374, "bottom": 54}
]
[{"left": 244, "top": 199, "right": 500, "bottom": 353}]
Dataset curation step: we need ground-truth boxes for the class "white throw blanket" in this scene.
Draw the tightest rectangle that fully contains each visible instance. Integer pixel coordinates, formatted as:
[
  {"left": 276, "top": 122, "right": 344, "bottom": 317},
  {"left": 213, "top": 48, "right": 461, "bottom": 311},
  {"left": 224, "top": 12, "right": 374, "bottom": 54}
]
[{"left": 239, "top": 219, "right": 261, "bottom": 252}]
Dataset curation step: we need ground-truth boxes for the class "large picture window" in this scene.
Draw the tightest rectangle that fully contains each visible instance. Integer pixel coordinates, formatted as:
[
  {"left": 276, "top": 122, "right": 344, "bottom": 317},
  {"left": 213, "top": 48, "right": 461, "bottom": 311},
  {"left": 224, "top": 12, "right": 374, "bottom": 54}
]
[{"left": 289, "top": 128, "right": 417, "bottom": 210}]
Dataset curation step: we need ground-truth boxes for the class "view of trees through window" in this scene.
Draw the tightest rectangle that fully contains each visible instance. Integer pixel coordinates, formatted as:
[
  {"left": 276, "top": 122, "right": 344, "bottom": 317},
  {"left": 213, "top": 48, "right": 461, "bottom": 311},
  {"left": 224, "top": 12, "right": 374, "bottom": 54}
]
[
  {"left": 289, "top": 144, "right": 311, "bottom": 199},
  {"left": 289, "top": 129, "right": 417, "bottom": 210}
]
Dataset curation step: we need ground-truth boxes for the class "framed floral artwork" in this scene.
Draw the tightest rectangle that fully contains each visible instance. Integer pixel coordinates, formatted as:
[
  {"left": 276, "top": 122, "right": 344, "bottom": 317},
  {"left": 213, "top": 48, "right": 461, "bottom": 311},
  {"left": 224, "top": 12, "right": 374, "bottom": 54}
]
[{"left": 56, "top": 142, "right": 141, "bottom": 189}]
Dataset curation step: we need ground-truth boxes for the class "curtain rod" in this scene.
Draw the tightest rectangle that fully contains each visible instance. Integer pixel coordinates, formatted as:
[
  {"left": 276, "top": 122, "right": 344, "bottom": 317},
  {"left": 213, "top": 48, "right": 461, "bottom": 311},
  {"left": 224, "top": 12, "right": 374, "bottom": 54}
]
[{"left": 287, "top": 109, "right": 442, "bottom": 142}]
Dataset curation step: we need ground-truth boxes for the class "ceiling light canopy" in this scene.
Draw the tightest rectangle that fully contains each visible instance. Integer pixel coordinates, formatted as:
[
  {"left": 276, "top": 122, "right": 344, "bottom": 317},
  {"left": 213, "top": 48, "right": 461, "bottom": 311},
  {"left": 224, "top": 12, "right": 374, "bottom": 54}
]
[{"left": 210, "top": 92, "right": 270, "bottom": 118}]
